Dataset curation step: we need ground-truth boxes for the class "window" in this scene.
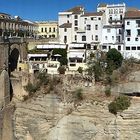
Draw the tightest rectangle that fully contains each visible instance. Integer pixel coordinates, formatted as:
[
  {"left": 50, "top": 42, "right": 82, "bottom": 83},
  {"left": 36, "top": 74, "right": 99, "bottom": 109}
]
[
  {"left": 127, "top": 21, "right": 130, "bottom": 25},
  {"left": 45, "top": 28, "right": 47, "bottom": 32},
  {"left": 95, "top": 25, "right": 98, "bottom": 30},
  {"left": 95, "top": 35, "right": 98, "bottom": 41},
  {"left": 91, "top": 17, "right": 94, "bottom": 20},
  {"left": 136, "top": 20, "right": 140, "bottom": 27},
  {"left": 105, "top": 36, "right": 108, "bottom": 40},
  {"left": 49, "top": 27, "right": 51, "bottom": 32},
  {"left": 109, "top": 16, "right": 112, "bottom": 20},
  {"left": 41, "top": 28, "right": 43, "bottom": 32},
  {"left": 137, "top": 29, "right": 140, "bottom": 36},
  {"left": 127, "top": 38, "right": 130, "bottom": 41},
  {"left": 135, "top": 38, "right": 138, "bottom": 41},
  {"left": 108, "top": 46, "right": 111, "bottom": 50},
  {"left": 120, "top": 15, "right": 123, "bottom": 20},
  {"left": 119, "top": 9, "right": 123, "bottom": 14},
  {"left": 94, "top": 46, "right": 97, "bottom": 50},
  {"left": 132, "top": 46, "right": 136, "bottom": 50},
  {"left": 112, "top": 36, "right": 114, "bottom": 40},
  {"left": 118, "top": 46, "right": 121, "bottom": 50},
  {"left": 119, "top": 29, "right": 122, "bottom": 34},
  {"left": 67, "top": 15, "right": 69, "bottom": 18},
  {"left": 107, "top": 29, "right": 111, "bottom": 33},
  {"left": 64, "top": 36, "right": 67, "bottom": 43},
  {"left": 102, "top": 46, "right": 107, "bottom": 49},
  {"left": 67, "top": 20, "right": 69, "bottom": 23},
  {"left": 75, "top": 20, "right": 78, "bottom": 26},
  {"left": 87, "top": 25, "right": 91, "bottom": 30},
  {"left": 64, "top": 28, "right": 67, "bottom": 32},
  {"left": 126, "top": 30, "right": 131, "bottom": 36},
  {"left": 98, "top": 17, "right": 101, "bottom": 20},
  {"left": 82, "top": 35, "right": 86, "bottom": 41},
  {"left": 137, "top": 46, "right": 140, "bottom": 50},
  {"left": 53, "top": 27, "right": 55, "bottom": 32},
  {"left": 92, "top": 35, "right": 93, "bottom": 40},
  {"left": 75, "top": 35, "right": 77, "bottom": 41},
  {"left": 126, "top": 46, "right": 130, "bottom": 50},
  {"left": 75, "top": 27, "right": 78, "bottom": 31},
  {"left": 74, "top": 15, "right": 78, "bottom": 19}
]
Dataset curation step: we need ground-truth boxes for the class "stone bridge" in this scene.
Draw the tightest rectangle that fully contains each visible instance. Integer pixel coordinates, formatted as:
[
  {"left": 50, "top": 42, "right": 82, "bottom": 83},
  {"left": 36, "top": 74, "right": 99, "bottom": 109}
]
[{"left": 0, "top": 37, "right": 28, "bottom": 106}]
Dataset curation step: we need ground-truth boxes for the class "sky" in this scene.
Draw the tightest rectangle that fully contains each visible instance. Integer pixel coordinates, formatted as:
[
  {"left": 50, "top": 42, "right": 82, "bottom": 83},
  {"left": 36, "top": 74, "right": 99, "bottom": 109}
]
[{"left": 0, "top": 0, "right": 139, "bottom": 21}]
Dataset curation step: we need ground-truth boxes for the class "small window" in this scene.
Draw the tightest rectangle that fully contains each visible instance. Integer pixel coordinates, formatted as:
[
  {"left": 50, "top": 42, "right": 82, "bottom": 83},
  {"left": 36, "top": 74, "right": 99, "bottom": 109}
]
[
  {"left": 127, "top": 21, "right": 130, "bottom": 25},
  {"left": 87, "top": 25, "right": 91, "bottom": 30},
  {"left": 70, "top": 63, "right": 76, "bottom": 66},
  {"left": 108, "top": 46, "right": 111, "bottom": 50},
  {"left": 45, "top": 28, "right": 47, "bottom": 32},
  {"left": 137, "top": 29, "right": 140, "bottom": 36},
  {"left": 53, "top": 27, "right": 55, "bottom": 32},
  {"left": 126, "top": 29, "right": 131, "bottom": 36},
  {"left": 105, "top": 36, "right": 108, "bottom": 40},
  {"left": 49, "top": 27, "right": 51, "bottom": 32},
  {"left": 102, "top": 46, "right": 107, "bottom": 49},
  {"left": 127, "top": 38, "right": 130, "bottom": 41},
  {"left": 107, "top": 29, "right": 111, "bottom": 33},
  {"left": 132, "top": 46, "right": 136, "bottom": 50},
  {"left": 82, "top": 35, "right": 86, "bottom": 41},
  {"left": 95, "top": 35, "right": 98, "bottom": 41},
  {"left": 41, "top": 28, "right": 43, "bottom": 32},
  {"left": 118, "top": 45, "right": 121, "bottom": 50},
  {"left": 67, "top": 20, "right": 69, "bottom": 23},
  {"left": 137, "top": 46, "right": 140, "bottom": 50},
  {"left": 67, "top": 15, "right": 69, "bottom": 18},
  {"left": 75, "top": 27, "right": 78, "bottom": 31},
  {"left": 126, "top": 47, "right": 130, "bottom": 50},
  {"left": 75, "top": 20, "right": 78, "bottom": 26},
  {"left": 135, "top": 38, "right": 138, "bottom": 41},
  {"left": 112, "top": 36, "right": 114, "bottom": 40},
  {"left": 64, "top": 36, "right": 67, "bottom": 43},
  {"left": 75, "top": 35, "right": 77, "bottom": 41},
  {"left": 98, "top": 17, "right": 101, "bottom": 20},
  {"left": 74, "top": 15, "right": 78, "bottom": 19},
  {"left": 64, "top": 28, "right": 67, "bottom": 32},
  {"left": 95, "top": 25, "right": 98, "bottom": 30},
  {"left": 91, "top": 17, "right": 94, "bottom": 20}
]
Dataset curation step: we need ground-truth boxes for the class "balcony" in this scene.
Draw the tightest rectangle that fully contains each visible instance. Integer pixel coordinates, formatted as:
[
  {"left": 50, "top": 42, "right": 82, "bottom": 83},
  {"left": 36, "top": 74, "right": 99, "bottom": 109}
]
[{"left": 108, "top": 19, "right": 122, "bottom": 23}]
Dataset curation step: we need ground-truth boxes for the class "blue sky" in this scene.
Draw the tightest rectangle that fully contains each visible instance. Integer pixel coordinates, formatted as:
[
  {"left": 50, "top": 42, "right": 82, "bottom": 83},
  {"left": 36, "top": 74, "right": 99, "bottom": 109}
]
[{"left": 0, "top": 0, "right": 139, "bottom": 21}]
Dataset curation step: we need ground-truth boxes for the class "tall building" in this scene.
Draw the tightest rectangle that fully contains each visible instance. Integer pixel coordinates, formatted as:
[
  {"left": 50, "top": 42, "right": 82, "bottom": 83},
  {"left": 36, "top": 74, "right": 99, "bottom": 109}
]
[
  {"left": 124, "top": 10, "right": 140, "bottom": 59},
  {"left": 35, "top": 21, "right": 58, "bottom": 39}
]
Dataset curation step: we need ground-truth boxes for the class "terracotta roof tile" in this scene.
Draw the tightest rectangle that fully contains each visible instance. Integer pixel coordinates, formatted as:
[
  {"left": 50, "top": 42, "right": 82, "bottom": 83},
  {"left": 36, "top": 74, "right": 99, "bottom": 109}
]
[
  {"left": 125, "top": 11, "right": 140, "bottom": 19},
  {"left": 66, "top": 6, "right": 84, "bottom": 14},
  {"left": 98, "top": 3, "right": 107, "bottom": 8},
  {"left": 59, "top": 23, "right": 72, "bottom": 28},
  {"left": 81, "top": 12, "right": 103, "bottom": 17}
]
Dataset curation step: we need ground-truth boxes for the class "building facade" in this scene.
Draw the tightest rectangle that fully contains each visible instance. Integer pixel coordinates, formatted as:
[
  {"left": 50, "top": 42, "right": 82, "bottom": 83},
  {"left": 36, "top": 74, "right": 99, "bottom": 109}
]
[
  {"left": 36, "top": 21, "right": 58, "bottom": 39},
  {"left": 0, "top": 13, "right": 37, "bottom": 38}
]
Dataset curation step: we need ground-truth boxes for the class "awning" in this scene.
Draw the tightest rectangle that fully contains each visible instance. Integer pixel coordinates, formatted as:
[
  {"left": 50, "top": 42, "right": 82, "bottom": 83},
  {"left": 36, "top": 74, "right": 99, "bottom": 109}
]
[
  {"left": 69, "top": 43, "right": 85, "bottom": 48},
  {"left": 28, "top": 54, "right": 48, "bottom": 58},
  {"left": 37, "top": 44, "right": 66, "bottom": 49},
  {"left": 68, "top": 51, "right": 85, "bottom": 58}
]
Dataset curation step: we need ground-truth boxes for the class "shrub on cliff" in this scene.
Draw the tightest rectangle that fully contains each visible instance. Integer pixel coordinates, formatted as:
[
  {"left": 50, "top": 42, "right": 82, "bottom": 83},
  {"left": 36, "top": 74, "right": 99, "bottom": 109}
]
[
  {"left": 108, "top": 95, "right": 131, "bottom": 115},
  {"left": 24, "top": 82, "right": 39, "bottom": 94}
]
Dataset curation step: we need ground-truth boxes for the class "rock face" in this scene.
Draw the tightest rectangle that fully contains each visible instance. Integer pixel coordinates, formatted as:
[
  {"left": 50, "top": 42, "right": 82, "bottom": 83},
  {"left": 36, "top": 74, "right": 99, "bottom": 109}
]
[
  {"left": 13, "top": 93, "right": 140, "bottom": 140},
  {"left": 112, "top": 71, "right": 140, "bottom": 94}
]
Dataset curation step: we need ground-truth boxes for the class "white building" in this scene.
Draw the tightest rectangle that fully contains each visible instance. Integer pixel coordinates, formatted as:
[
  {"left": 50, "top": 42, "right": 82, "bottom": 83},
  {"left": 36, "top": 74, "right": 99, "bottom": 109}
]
[
  {"left": 100, "top": 3, "right": 126, "bottom": 52},
  {"left": 124, "top": 10, "right": 140, "bottom": 59},
  {"left": 28, "top": 44, "right": 66, "bottom": 74}
]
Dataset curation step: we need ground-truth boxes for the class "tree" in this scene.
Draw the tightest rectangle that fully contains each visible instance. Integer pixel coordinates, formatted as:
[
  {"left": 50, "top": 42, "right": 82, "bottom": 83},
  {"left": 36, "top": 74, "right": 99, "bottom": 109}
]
[
  {"left": 87, "top": 60, "right": 102, "bottom": 82},
  {"left": 106, "top": 48, "right": 123, "bottom": 73},
  {"left": 58, "top": 66, "right": 66, "bottom": 74},
  {"left": 77, "top": 67, "right": 83, "bottom": 74}
]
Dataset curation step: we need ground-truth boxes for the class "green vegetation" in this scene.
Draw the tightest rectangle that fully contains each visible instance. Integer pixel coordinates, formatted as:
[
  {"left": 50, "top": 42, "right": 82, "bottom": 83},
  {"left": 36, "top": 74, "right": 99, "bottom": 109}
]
[
  {"left": 52, "top": 48, "right": 68, "bottom": 65},
  {"left": 108, "top": 95, "right": 131, "bottom": 115},
  {"left": 24, "top": 82, "right": 39, "bottom": 94},
  {"left": 105, "top": 87, "right": 111, "bottom": 97},
  {"left": 106, "top": 48, "right": 123, "bottom": 74},
  {"left": 58, "top": 66, "right": 66, "bottom": 74},
  {"left": 73, "top": 88, "right": 83, "bottom": 101},
  {"left": 87, "top": 60, "right": 103, "bottom": 82},
  {"left": 37, "top": 72, "right": 49, "bottom": 85},
  {"left": 77, "top": 67, "right": 83, "bottom": 74}
]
